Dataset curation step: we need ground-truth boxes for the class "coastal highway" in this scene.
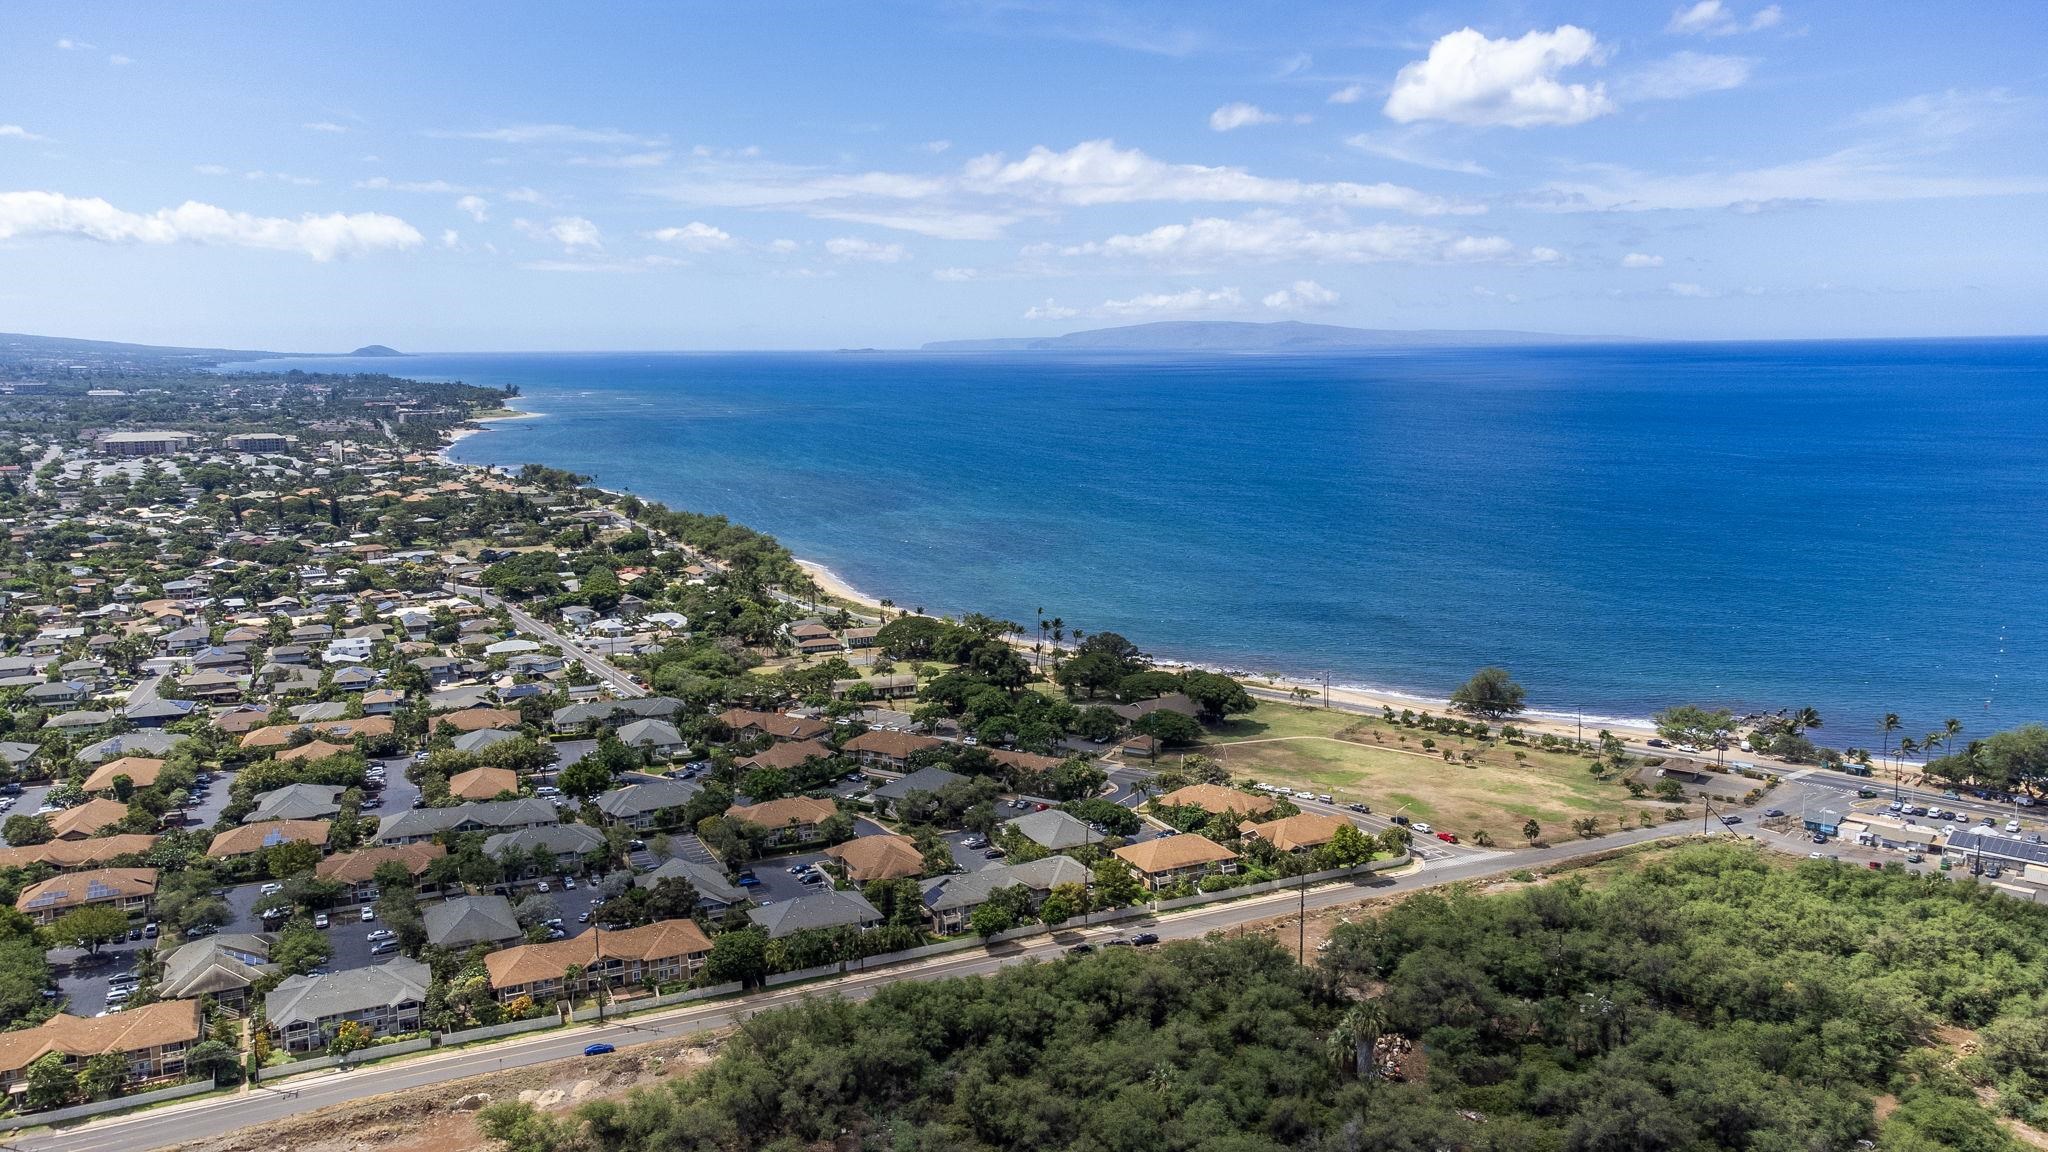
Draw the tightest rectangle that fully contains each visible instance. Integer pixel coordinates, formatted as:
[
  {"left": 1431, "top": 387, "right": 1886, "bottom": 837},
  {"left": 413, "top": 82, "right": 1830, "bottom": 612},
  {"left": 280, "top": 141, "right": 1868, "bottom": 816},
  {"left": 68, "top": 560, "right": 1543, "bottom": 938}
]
[{"left": 11, "top": 823, "right": 1713, "bottom": 1152}]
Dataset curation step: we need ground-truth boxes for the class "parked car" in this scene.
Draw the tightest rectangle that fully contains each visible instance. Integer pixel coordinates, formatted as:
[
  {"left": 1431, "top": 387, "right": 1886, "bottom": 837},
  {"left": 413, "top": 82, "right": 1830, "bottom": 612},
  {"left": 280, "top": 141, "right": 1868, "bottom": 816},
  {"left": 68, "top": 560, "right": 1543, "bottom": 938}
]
[
  {"left": 366, "top": 929, "right": 395, "bottom": 942},
  {"left": 259, "top": 882, "right": 283, "bottom": 896},
  {"left": 1434, "top": 831, "right": 1458, "bottom": 843},
  {"left": 1721, "top": 815, "right": 1743, "bottom": 825},
  {"left": 1066, "top": 943, "right": 1094, "bottom": 956},
  {"left": 1763, "top": 808, "right": 1785, "bottom": 818},
  {"left": 536, "top": 881, "right": 550, "bottom": 893},
  {"left": 1411, "top": 822, "right": 1434, "bottom": 835},
  {"left": 370, "top": 939, "right": 400, "bottom": 955},
  {"left": 360, "top": 906, "right": 377, "bottom": 922},
  {"left": 1130, "top": 932, "right": 1159, "bottom": 946},
  {"left": 313, "top": 913, "right": 330, "bottom": 929},
  {"left": 563, "top": 877, "right": 576, "bottom": 890}
]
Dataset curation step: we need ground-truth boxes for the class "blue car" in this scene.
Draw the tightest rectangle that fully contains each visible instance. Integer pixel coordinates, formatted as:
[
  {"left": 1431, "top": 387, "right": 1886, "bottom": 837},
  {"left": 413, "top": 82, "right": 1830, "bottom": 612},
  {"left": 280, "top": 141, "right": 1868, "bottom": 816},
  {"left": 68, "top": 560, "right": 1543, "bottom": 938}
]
[{"left": 583, "top": 1042, "right": 615, "bottom": 1056}]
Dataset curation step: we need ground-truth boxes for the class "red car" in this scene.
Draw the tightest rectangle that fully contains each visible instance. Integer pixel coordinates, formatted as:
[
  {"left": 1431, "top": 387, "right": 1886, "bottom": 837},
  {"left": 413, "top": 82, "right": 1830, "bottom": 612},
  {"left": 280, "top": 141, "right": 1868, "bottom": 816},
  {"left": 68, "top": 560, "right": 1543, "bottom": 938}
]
[{"left": 1435, "top": 831, "right": 1458, "bottom": 843}]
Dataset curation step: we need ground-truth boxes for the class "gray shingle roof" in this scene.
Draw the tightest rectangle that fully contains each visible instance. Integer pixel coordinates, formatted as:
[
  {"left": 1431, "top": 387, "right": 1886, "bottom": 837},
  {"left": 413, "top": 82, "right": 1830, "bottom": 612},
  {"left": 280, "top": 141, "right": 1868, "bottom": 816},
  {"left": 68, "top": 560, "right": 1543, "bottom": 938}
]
[
  {"left": 375, "top": 797, "right": 560, "bottom": 843},
  {"left": 595, "top": 778, "right": 699, "bottom": 819},
  {"left": 266, "top": 957, "right": 430, "bottom": 1028},
  {"left": 245, "top": 783, "right": 344, "bottom": 824},
  {"left": 482, "top": 823, "right": 607, "bottom": 860},
  {"left": 872, "top": 766, "right": 967, "bottom": 802},
  {"left": 1002, "top": 809, "right": 1094, "bottom": 851},
  {"left": 746, "top": 889, "right": 880, "bottom": 938},
  {"left": 635, "top": 859, "right": 747, "bottom": 906},
  {"left": 422, "top": 895, "right": 523, "bottom": 949},
  {"left": 920, "top": 855, "right": 1087, "bottom": 914}
]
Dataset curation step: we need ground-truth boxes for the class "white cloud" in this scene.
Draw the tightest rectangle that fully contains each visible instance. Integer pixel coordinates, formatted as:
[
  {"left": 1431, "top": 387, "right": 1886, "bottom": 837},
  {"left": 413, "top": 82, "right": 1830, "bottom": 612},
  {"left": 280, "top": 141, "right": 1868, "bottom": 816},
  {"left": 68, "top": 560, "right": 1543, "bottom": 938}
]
[
  {"left": 1067, "top": 213, "right": 1521, "bottom": 266},
  {"left": 932, "top": 266, "right": 977, "bottom": 281},
  {"left": 1668, "top": 281, "right": 1715, "bottom": 297},
  {"left": 1024, "top": 299, "right": 1079, "bottom": 321},
  {"left": 1532, "top": 147, "right": 2048, "bottom": 212},
  {"left": 1618, "top": 52, "right": 1752, "bottom": 101},
  {"left": 502, "top": 187, "right": 547, "bottom": 204},
  {"left": 825, "top": 236, "right": 908, "bottom": 262},
  {"left": 1668, "top": 2, "right": 1782, "bottom": 36},
  {"left": 1210, "top": 102, "right": 1281, "bottom": 131},
  {"left": 546, "top": 216, "right": 601, "bottom": 249},
  {"left": 1262, "top": 279, "right": 1340, "bottom": 311},
  {"left": 241, "top": 170, "right": 321, "bottom": 186},
  {"left": 1528, "top": 246, "right": 1563, "bottom": 263},
  {"left": 568, "top": 150, "right": 670, "bottom": 169},
  {"left": 1384, "top": 26, "right": 1614, "bottom": 128},
  {"left": 806, "top": 207, "right": 1017, "bottom": 240},
  {"left": 455, "top": 195, "right": 490, "bottom": 222},
  {"left": 304, "top": 121, "right": 350, "bottom": 134},
  {"left": 54, "top": 38, "right": 93, "bottom": 50},
  {"left": 433, "top": 124, "right": 658, "bottom": 146},
  {"left": 0, "top": 125, "right": 46, "bottom": 142},
  {"left": 767, "top": 238, "right": 800, "bottom": 254},
  {"left": 1345, "top": 130, "right": 1491, "bottom": 176},
  {"left": 962, "top": 139, "right": 1467, "bottom": 214},
  {"left": 108, "top": 54, "right": 132, "bottom": 66},
  {"left": 356, "top": 176, "right": 482, "bottom": 194},
  {"left": 440, "top": 229, "right": 460, "bottom": 248},
  {"left": 1622, "top": 252, "right": 1665, "bottom": 267},
  {"left": 919, "top": 140, "right": 952, "bottom": 154},
  {"left": 1098, "top": 286, "right": 1243, "bottom": 317},
  {"left": 1328, "top": 84, "right": 1367, "bottom": 105},
  {"left": 648, "top": 221, "right": 735, "bottom": 251},
  {"left": 0, "top": 190, "right": 422, "bottom": 260}
]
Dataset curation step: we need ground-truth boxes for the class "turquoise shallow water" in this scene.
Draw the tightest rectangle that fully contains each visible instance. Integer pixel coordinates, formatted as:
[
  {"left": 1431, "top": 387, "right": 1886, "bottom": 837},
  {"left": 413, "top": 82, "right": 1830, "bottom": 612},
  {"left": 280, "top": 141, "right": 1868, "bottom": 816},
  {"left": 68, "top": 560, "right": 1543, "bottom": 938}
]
[{"left": 232, "top": 340, "right": 2048, "bottom": 737}]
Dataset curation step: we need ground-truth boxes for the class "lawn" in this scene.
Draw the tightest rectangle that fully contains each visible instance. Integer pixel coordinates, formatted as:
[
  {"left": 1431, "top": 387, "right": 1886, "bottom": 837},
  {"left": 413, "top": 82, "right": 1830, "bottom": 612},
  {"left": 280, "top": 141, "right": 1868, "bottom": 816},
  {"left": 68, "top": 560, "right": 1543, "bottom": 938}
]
[{"left": 1197, "top": 703, "right": 1654, "bottom": 843}]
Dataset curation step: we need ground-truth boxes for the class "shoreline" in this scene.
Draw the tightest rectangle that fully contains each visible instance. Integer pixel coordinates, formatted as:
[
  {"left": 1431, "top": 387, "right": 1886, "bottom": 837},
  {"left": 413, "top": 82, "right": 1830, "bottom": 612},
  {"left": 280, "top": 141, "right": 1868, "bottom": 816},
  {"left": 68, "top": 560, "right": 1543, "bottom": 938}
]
[{"left": 440, "top": 405, "right": 1724, "bottom": 744}]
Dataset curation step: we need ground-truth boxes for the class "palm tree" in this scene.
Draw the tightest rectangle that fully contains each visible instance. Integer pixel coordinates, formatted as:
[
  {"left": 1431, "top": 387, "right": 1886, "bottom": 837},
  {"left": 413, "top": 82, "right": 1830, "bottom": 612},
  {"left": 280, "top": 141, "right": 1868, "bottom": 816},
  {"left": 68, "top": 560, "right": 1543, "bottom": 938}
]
[
  {"left": 1522, "top": 818, "right": 1542, "bottom": 845},
  {"left": 1944, "top": 717, "right": 1964, "bottom": 760},
  {"left": 1880, "top": 712, "right": 1901, "bottom": 773},
  {"left": 1899, "top": 736, "right": 1919, "bottom": 784},
  {"left": 1793, "top": 706, "right": 1822, "bottom": 734},
  {"left": 1328, "top": 1000, "right": 1389, "bottom": 1079}
]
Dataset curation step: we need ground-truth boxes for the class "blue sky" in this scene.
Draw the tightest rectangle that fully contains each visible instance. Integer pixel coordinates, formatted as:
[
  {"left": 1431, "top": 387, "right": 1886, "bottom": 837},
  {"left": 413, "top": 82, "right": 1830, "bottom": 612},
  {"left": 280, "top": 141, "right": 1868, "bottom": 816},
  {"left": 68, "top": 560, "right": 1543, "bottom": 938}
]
[{"left": 2, "top": 1, "right": 2044, "bottom": 349}]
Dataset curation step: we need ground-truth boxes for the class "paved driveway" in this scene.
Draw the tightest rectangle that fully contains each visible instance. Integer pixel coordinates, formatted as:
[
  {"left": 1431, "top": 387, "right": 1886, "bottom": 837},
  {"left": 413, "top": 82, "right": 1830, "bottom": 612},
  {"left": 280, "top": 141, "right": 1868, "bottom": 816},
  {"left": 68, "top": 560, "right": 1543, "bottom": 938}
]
[
  {"left": 51, "top": 935, "right": 152, "bottom": 1017},
  {"left": 0, "top": 783, "right": 54, "bottom": 844}
]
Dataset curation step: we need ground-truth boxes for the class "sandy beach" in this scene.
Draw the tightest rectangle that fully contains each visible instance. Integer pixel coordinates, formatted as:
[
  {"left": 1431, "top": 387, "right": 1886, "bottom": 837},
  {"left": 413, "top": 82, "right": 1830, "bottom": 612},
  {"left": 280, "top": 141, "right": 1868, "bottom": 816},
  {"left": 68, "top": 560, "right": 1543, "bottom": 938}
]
[{"left": 437, "top": 407, "right": 542, "bottom": 463}]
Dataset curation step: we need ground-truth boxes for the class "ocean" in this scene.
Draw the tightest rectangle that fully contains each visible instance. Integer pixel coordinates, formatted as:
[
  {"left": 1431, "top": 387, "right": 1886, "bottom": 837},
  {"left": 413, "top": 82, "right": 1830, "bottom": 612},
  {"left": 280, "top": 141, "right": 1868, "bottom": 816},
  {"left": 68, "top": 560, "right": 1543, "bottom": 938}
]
[{"left": 227, "top": 340, "right": 2048, "bottom": 739}]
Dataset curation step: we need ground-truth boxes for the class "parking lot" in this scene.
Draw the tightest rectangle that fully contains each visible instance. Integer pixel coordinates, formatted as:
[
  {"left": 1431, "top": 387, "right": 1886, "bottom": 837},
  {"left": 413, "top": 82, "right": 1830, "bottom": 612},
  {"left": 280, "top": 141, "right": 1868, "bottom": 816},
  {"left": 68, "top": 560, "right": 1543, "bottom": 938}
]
[{"left": 51, "top": 933, "right": 155, "bottom": 1017}]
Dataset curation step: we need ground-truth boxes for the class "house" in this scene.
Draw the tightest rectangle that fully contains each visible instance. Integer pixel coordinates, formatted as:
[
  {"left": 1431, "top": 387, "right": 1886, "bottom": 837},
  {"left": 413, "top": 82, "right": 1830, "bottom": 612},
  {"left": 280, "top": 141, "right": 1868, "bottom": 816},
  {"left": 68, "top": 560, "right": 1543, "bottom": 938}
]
[
  {"left": 447, "top": 766, "right": 519, "bottom": 801},
  {"left": 438, "top": 707, "right": 522, "bottom": 733},
  {"left": 48, "top": 798, "right": 129, "bottom": 840},
  {"left": 375, "top": 798, "right": 559, "bottom": 845},
  {"left": 1113, "top": 834, "right": 1239, "bottom": 891},
  {"left": 1244, "top": 812, "right": 1352, "bottom": 853},
  {"left": 871, "top": 766, "right": 967, "bottom": 805},
  {"left": 747, "top": 889, "right": 881, "bottom": 938},
  {"left": 266, "top": 958, "right": 431, "bottom": 1054},
  {"left": 841, "top": 729, "right": 945, "bottom": 769},
  {"left": 16, "top": 867, "right": 157, "bottom": 924},
  {"left": 615, "top": 718, "right": 685, "bottom": 756},
  {"left": 99, "top": 430, "right": 197, "bottom": 456},
  {"left": 484, "top": 919, "right": 714, "bottom": 1004},
  {"left": 77, "top": 730, "right": 185, "bottom": 765},
  {"left": 330, "top": 666, "right": 378, "bottom": 693},
  {"left": 1110, "top": 693, "right": 1200, "bottom": 723},
  {"left": 919, "top": 855, "right": 1088, "bottom": 934},
  {"left": 314, "top": 842, "right": 448, "bottom": 906},
  {"left": 549, "top": 696, "right": 681, "bottom": 734},
  {"left": 157, "top": 934, "right": 275, "bottom": 1011},
  {"left": 451, "top": 728, "right": 521, "bottom": 755},
  {"left": 717, "top": 709, "right": 832, "bottom": 743},
  {"left": 634, "top": 859, "right": 748, "bottom": 912},
  {"left": 1002, "top": 809, "right": 1095, "bottom": 852},
  {"left": 737, "top": 739, "right": 833, "bottom": 773},
  {"left": 268, "top": 738, "right": 352, "bottom": 765},
  {"left": 124, "top": 697, "right": 198, "bottom": 727},
  {"left": 594, "top": 778, "right": 700, "bottom": 830},
  {"left": 81, "top": 756, "right": 167, "bottom": 795},
  {"left": 1154, "top": 783, "right": 1275, "bottom": 819},
  {"left": 482, "top": 823, "right": 608, "bottom": 876},
  {"left": 243, "top": 783, "right": 344, "bottom": 824},
  {"left": 0, "top": 835, "right": 158, "bottom": 873},
  {"left": 0, "top": 740, "right": 43, "bottom": 777},
  {"left": 208, "top": 820, "right": 331, "bottom": 859},
  {"left": 824, "top": 833, "right": 925, "bottom": 882},
  {"left": 360, "top": 688, "right": 407, "bottom": 715},
  {"left": 0, "top": 1000, "right": 202, "bottom": 1095},
  {"left": 725, "top": 796, "right": 838, "bottom": 847},
  {"left": 422, "top": 894, "right": 524, "bottom": 950},
  {"left": 1803, "top": 808, "right": 1845, "bottom": 836},
  {"left": 23, "top": 680, "right": 91, "bottom": 709}
]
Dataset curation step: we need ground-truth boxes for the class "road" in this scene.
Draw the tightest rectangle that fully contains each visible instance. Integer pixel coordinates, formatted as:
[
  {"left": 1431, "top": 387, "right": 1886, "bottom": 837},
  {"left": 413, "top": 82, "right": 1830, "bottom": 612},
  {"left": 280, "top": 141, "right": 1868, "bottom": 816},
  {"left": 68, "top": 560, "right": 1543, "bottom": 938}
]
[
  {"left": 470, "top": 589, "right": 645, "bottom": 700},
  {"left": 14, "top": 821, "right": 1711, "bottom": 1152}
]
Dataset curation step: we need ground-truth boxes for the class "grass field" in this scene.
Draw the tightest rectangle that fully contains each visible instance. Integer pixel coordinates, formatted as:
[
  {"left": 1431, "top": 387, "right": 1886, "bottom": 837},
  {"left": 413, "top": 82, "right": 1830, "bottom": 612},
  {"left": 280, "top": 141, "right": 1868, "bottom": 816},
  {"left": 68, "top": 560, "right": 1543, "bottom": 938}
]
[{"left": 1196, "top": 703, "right": 1656, "bottom": 843}]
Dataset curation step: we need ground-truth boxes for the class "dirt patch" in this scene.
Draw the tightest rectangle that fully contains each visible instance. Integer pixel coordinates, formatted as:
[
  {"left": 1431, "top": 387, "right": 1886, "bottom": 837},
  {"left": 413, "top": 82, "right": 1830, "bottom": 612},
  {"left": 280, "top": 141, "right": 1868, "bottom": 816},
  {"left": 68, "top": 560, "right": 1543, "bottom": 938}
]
[{"left": 169, "top": 1036, "right": 723, "bottom": 1152}]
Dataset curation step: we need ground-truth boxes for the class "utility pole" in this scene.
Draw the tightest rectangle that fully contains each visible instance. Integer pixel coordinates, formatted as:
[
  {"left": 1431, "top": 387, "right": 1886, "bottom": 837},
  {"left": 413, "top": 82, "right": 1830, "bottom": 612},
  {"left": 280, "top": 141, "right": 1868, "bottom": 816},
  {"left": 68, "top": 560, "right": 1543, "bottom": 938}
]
[
  {"left": 1322, "top": 670, "right": 1329, "bottom": 711},
  {"left": 1297, "top": 866, "right": 1308, "bottom": 966},
  {"left": 1576, "top": 708, "right": 1583, "bottom": 747}
]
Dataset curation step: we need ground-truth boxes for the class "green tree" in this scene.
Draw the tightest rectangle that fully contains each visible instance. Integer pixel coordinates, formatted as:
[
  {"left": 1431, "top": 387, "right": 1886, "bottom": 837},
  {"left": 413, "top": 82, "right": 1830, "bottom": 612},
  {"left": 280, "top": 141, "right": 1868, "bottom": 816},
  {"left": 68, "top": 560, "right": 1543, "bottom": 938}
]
[
  {"left": 77, "top": 1051, "right": 127, "bottom": 1101},
  {"left": 1449, "top": 667, "right": 1525, "bottom": 718},
  {"left": 24, "top": 1051, "right": 76, "bottom": 1111},
  {"left": 1522, "top": 818, "right": 1542, "bottom": 844},
  {"left": 3, "top": 814, "right": 52, "bottom": 846},
  {"left": 705, "top": 928, "right": 769, "bottom": 987},
  {"left": 48, "top": 905, "right": 132, "bottom": 955},
  {"left": 558, "top": 753, "right": 615, "bottom": 802}
]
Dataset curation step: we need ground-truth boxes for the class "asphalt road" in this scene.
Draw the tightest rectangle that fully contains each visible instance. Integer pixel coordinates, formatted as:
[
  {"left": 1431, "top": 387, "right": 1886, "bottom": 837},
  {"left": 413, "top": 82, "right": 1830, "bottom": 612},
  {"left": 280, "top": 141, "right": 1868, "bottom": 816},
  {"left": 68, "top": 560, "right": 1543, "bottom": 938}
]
[
  {"left": 13, "top": 821, "right": 1708, "bottom": 1152},
  {"left": 472, "top": 590, "right": 644, "bottom": 700}
]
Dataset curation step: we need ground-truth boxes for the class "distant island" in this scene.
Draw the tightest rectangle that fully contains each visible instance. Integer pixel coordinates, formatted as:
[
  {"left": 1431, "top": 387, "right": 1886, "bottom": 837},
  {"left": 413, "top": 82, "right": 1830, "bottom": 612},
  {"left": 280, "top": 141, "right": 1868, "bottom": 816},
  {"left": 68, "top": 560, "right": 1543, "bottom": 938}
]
[
  {"left": 923, "top": 320, "right": 1624, "bottom": 352},
  {"left": 349, "top": 344, "right": 406, "bottom": 357}
]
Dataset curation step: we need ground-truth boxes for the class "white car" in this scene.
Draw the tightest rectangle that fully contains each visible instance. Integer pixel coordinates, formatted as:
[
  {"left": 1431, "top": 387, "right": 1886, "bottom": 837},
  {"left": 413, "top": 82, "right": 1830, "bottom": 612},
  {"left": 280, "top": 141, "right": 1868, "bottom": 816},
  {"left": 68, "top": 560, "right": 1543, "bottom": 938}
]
[
  {"left": 259, "top": 882, "right": 283, "bottom": 896},
  {"left": 536, "top": 881, "right": 550, "bottom": 893},
  {"left": 313, "top": 912, "right": 330, "bottom": 929},
  {"left": 563, "top": 877, "right": 576, "bottom": 890},
  {"left": 535, "top": 786, "right": 560, "bottom": 797},
  {"left": 360, "top": 906, "right": 376, "bottom": 922},
  {"left": 1412, "top": 822, "right": 1434, "bottom": 835},
  {"left": 365, "top": 928, "right": 396, "bottom": 942},
  {"left": 2007, "top": 820, "right": 2023, "bottom": 833}
]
